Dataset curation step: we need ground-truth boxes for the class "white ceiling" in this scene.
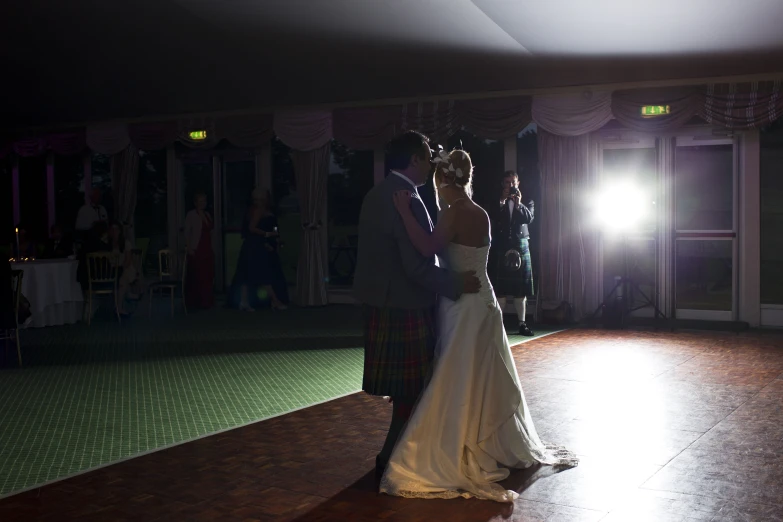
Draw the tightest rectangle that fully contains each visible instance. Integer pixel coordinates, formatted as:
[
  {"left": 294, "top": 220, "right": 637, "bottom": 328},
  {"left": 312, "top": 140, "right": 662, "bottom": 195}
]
[
  {"left": 2, "top": 0, "right": 782, "bottom": 128},
  {"left": 175, "top": 0, "right": 783, "bottom": 56}
]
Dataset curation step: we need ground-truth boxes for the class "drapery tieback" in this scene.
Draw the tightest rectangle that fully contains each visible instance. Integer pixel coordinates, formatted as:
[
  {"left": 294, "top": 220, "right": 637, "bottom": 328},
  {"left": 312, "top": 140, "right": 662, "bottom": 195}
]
[{"left": 301, "top": 219, "right": 323, "bottom": 231}]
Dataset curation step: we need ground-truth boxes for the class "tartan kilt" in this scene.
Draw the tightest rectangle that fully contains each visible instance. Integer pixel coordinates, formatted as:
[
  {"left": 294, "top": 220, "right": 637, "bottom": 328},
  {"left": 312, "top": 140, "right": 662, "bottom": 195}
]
[
  {"left": 493, "top": 238, "right": 534, "bottom": 298},
  {"left": 362, "top": 305, "right": 436, "bottom": 399}
]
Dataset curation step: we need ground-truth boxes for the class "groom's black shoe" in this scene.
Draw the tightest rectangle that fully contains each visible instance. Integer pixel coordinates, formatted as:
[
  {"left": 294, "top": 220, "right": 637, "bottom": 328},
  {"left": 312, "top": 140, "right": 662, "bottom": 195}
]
[{"left": 519, "top": 322, "right": 535, "bottom": 336}]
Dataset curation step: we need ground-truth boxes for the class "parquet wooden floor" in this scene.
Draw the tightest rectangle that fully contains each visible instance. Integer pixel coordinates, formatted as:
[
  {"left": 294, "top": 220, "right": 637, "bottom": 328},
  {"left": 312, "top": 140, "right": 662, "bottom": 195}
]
[{"left": 2, "top": 328, "right": 782, "bottom": 521}]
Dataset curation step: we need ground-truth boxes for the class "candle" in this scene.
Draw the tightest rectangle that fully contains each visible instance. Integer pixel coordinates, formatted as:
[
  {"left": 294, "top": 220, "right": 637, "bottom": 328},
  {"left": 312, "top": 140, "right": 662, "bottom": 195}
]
[{"left": 15, "top": 227, "right": 19, "bottom": 261}]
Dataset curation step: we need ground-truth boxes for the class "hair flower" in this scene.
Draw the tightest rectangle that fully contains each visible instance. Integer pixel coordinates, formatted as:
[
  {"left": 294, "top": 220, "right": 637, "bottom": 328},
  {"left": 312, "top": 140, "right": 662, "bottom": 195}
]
[{"left": 455, "top": 168, "right": 463, "bottom": 178}]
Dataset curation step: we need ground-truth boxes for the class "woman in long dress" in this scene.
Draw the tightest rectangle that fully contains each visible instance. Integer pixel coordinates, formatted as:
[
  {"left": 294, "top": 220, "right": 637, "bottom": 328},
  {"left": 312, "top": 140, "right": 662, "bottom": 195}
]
[
  {"left": 184, "top": 193, "right": 215, "bottom": 309},
  {"left": 232, "top": 189, "right": 288, "bottom": 311},
  {"left": 379, "top": 149, "right": 577, "bottom": 503}
]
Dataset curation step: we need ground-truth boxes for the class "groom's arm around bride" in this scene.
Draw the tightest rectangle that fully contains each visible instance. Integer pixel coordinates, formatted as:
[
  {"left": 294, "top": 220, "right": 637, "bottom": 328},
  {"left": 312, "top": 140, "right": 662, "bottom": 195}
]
[{"left": 353, "top": 131, "right": 479, "bottom": 478}]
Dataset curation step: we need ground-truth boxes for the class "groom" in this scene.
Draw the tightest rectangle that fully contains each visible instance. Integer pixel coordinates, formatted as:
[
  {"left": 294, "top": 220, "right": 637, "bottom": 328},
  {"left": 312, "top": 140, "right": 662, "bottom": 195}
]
[{"left": 353, "top": 130, "right": 480, "bottom": 479}]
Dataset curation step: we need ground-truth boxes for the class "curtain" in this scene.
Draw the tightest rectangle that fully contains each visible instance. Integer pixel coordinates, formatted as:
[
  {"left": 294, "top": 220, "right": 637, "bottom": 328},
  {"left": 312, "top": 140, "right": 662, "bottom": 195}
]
[
  {"left": 291, "top": 144, "right": 330, "bottom": 306},
  {"left": 656, "top": 136, "right": 676, "bottom": 317},
  {"left": 87, "top": 122, "right": 131, "bottom": 155},
  {"left": 111, "top": 144, "right": 140, "bottom": 245},
  {"left": 455, "top": 96, "right": 532, "bottom": 139},
  {"left": 700, "top": 80, "right": 783, "bottom": 129},
  {"left": 611, "top": 86, "right": 703, "bottom": 133},
  {"left": 129, "top": 121, "right": 179, "bottom": 151},
  {"left": 537, "top": 130, "right": 600, "bottom": 319},
  {"left": 275, "top": 110, "right": 333, "bottom": 151},
  {"left": 400, "top": 101, "right": 459, "bottom": 144},
  {"left": 532, "top": 90, "right": 612, "bottom": 136},
  {"left": 333, "top": 106, "right": 401, "bottom": 150}
]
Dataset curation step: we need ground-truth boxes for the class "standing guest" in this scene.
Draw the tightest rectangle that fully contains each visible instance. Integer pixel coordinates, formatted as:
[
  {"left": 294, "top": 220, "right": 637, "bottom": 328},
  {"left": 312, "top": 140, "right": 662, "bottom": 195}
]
[
  {"left": 231, "top": 189, "right": 288, "bottom": 311},
  {"left": 489, "top": 171, "right": 535, "bottom": 336},
  {"left": 184, "top": 193, "right": 215, "bottom": 309},
  {"left": 75, "top": 188, "right": 109, "bottom": 237},
  {"left": 42, "top": 223, "right": 73, "bottom": 259},
  {"left": 11, "top": 223, "right": 37, "bottom": 259}
]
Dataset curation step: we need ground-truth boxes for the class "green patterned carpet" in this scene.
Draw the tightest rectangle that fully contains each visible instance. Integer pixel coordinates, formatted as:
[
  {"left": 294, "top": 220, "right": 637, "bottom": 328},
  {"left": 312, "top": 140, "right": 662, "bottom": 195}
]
[{"left": 0, "top": 303, "right": 558, "bottom": 498}]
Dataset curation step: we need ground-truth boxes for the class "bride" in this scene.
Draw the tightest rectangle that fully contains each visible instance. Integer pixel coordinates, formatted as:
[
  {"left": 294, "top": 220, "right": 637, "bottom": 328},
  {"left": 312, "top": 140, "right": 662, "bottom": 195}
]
[{"left": 380, "top": 149, "right": 578, "bottom": 503}]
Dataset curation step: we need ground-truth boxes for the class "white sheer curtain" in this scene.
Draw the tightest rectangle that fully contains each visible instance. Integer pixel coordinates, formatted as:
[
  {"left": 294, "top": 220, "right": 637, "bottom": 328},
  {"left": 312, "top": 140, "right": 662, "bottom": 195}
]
[{"left": 532, "top": 90, "right": 613, "bottom": 137}]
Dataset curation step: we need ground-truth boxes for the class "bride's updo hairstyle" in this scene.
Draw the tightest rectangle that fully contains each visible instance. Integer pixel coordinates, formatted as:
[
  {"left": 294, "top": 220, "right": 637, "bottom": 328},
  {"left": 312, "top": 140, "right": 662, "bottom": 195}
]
[{"left": 434, "top": 149, "right": 474, "bottom": 197}]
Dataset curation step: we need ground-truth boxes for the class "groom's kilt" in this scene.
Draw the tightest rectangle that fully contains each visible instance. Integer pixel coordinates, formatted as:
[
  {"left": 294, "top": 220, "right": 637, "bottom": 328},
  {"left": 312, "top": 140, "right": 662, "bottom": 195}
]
[
  {"left": 362, "top": 305, "right": 436, "bottom": 399},
  {"left": 491, "top": 237, "right": 534, "bottom": 298}
]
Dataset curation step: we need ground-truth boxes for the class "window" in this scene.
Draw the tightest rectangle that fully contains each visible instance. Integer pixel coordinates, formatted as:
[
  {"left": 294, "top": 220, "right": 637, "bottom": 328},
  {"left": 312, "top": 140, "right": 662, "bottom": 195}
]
[
  {"left": 91, "top": 153, "right": 114, "bottom": 221},
  {"left": 675, "top": 145, "right": 734, "bottom": 231},
  {"left": 272, "top": 138, "right": 299, "bottom": 285},
  {"left": 327, "top": 140, "right": 373, "bottom": 286},
  {"left": 18, "top": 156, "right": 47, "bottom": 242},
  {"left": 0, "top": 159, "right": 12, "bottom": 254},
  {"left": 135, "top": 149, "right": 168, "bottom": 265},
  {"left": 760, "top": 121, "right": 783, "bottom": 305},
  {"left": 54, "top": 154, "right": 86, "bottom": 233}
]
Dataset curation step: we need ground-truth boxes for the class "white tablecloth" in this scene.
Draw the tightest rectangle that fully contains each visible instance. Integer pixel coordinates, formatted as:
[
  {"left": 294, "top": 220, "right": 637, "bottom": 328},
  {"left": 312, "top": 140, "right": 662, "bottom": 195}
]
[{"left": 11, "top": 259, "right": 83, "bottom": 328}]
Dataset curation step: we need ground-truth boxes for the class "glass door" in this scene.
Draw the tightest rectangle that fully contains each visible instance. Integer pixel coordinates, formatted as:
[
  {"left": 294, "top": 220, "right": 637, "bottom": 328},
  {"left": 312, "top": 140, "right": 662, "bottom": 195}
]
[
  {"left": 599, "top": 138, "right": 660, "bottom": 318},
  {"left": 674, "top": 137, "right": 736, "bottom": 321},
  {"left": 221, "top": 154, "right": 256, "bottom": 291},
  {"left": 178, "top": 149, "right": 256, "bottom": 294}
]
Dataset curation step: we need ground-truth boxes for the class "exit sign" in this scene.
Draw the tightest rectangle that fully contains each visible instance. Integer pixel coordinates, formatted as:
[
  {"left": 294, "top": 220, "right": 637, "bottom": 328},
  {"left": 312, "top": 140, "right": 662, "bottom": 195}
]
[
  {"left": 641, "top": 105, "right": 671, "bottom": 117},
  {"left": 188, "top": 130, "right": 208, "bottom": 140}
]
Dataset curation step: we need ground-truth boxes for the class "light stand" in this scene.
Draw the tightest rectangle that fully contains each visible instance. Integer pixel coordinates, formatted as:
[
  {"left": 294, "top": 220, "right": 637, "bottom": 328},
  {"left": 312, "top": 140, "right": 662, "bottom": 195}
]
[{"left": 588, "top": 233, "right": 666, "bottom": 328}]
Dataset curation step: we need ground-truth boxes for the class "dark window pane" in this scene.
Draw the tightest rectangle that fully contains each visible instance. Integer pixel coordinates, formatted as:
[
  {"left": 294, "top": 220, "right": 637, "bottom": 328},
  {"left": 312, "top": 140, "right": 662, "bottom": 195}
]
[
  {"left": 676, "top": 239, "right": 732, "bottom": 311},
  {"left": 54, "top": 154, "right": 85, "bottom": 232},
  {"left": 328, "top": 140, "right": 373, "bottom": 286},
  {"left": 91, "top": 153, "right": 114, "bottom": 220},
  {"left": 675, "top": 145, "right": 733, "bottom": 231},
  {"left": 272, "top": 138, "right": 298, "bottom": 285},
  {"left": 223, "top": 159, "right": 256, "bottom": 285},
  {"left": 135, "top": 149, "right": 168, "bottom": 269},
  {"left": 760, "top": 122, "right": 783, "bottom": 304},
  {"left": 18, "top": 156, "right": 47, "bottom": 242}
]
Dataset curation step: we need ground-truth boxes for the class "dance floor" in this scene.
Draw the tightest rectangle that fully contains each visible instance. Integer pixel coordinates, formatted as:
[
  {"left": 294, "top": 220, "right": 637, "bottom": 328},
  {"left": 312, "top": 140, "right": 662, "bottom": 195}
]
[
  {"left": 1, "top": 309, "right": 782, "bottom": 520},
  {"left": 0, "top": 304, "right": 556, "bottom": 501}
]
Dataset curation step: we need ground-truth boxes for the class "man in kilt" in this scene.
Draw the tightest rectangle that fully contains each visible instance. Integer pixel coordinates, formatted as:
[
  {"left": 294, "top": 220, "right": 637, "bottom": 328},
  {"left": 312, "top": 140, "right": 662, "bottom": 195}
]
[
  {"left": 488, "top": 170, "right": 536, "bottom": 337},
  {"left": 353, "top": 131, "right": 480, "bottom": 480}
]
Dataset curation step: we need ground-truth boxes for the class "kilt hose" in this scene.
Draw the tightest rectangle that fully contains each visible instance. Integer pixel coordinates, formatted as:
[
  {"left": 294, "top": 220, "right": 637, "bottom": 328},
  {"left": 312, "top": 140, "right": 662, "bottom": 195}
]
[
  {"left": 490, "top": 237, "right": 534, "bottom": 299},
  {"left": 362, "top": 304, "right": 437, "bottom": 400}
]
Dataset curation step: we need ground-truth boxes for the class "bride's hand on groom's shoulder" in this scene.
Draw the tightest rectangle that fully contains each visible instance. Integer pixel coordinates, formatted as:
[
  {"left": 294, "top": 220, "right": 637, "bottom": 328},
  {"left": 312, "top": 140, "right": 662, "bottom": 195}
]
[{"left": 392, "top": 190, "right": 413, "bottom": 213}]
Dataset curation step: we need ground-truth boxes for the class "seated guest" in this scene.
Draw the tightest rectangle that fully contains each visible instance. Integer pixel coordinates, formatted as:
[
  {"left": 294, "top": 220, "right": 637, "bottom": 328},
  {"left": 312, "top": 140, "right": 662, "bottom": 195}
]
[
  {"left": 11, "top": 223, "right": 37, "bottom": 259},
  {"left": 75, "top": 188, "right": 109, "bottom": 240},
  {"left": 42, "top": 224, "right": 73, "bottom": 259}
]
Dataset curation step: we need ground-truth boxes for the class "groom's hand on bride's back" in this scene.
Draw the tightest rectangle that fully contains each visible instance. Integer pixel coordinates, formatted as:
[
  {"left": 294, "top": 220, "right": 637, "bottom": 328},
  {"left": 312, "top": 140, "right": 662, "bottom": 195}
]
[{"left": 458, "top": 270, "right": 481, "bottom": 294}]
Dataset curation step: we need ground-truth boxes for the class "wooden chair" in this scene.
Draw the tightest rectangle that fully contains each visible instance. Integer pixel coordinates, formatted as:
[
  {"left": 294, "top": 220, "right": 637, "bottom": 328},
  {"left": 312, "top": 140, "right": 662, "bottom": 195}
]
[
  {"left": 131, "top": 248, "right": 144, "bottom": 277},
  {"left": 85, "top": 252, "right": 121, "bottom": 325},
  {"left": 148, "top": 249, "right": 187, "bottom": 318},
  {"left": 1, "top": 270, "right": 24, "bottom": 366}
]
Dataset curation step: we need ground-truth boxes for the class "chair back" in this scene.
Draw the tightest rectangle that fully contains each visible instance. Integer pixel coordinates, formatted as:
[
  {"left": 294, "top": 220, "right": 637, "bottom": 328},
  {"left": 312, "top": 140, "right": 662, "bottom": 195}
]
[
  {"left": 158, "top": 249, "right": 174, "bottom": 281},
  {"left": 10, "top": 270, "right": 23, "bottom": 326},
  {"left": 131, "top": 248, "right": 144, "bottom": 277},
  {"left": 86, "top": 252, "right": 119, "bottom": 285}
]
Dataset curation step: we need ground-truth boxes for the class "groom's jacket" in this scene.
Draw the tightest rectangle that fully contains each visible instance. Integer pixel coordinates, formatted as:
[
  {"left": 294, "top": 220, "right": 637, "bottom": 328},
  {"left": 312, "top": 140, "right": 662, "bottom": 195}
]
[{"left": 353, "top": 173, "right": 460, "bottom": 309}]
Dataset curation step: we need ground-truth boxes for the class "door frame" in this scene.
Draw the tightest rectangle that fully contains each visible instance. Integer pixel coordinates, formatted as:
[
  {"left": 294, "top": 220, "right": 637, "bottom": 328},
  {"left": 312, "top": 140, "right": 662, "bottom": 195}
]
[{"left": 673, "top": 134, "right": 738, "bottom": 321}]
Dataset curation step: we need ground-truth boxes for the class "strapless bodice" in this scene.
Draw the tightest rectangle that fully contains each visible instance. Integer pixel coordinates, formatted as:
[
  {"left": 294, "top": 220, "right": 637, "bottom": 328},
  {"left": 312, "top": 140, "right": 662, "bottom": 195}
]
[{"left": 438, "top": 243, "right": 496, "bottom": 308}]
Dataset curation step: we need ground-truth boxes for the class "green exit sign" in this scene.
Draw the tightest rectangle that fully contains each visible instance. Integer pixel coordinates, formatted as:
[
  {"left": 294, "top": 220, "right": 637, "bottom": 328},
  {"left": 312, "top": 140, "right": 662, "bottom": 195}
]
[
  {"left": 641, "top": 105, "right": 671, "bottom": 117},
  {"left": 188, "top": 130, "right": 208, "bottom": 140}
]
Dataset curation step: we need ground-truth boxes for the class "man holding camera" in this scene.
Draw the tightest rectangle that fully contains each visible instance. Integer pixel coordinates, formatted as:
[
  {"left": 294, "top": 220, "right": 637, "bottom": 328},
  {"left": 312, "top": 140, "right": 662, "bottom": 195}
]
[{"left": 489, "top": 170, "right": 535, "bottom": 336}]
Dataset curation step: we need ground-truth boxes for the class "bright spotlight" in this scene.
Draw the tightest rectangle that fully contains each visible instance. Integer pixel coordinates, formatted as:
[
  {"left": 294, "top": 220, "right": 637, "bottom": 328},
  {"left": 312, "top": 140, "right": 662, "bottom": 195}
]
[{"left": 591, "top": 180, "right": 653, "bottom": 234}]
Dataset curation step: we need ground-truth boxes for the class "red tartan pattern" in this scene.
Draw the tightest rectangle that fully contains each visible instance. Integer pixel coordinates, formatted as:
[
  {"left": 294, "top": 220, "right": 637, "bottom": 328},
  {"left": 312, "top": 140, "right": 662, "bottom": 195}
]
[{"left": 362, "top": 305, "right": 436, "bottom": 399}]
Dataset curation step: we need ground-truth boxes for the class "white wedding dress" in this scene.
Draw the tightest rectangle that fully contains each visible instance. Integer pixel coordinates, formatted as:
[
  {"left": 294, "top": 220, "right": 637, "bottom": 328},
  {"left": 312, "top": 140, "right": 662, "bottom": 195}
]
[{"left": 379, "top": 243, "right": 578, "bottom": 503}]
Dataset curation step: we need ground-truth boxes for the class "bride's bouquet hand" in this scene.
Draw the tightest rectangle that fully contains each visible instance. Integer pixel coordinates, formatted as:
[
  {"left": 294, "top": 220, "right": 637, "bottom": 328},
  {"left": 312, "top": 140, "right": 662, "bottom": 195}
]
[{"left": 392, "top": 190, "right": 413, "bottom": 214}]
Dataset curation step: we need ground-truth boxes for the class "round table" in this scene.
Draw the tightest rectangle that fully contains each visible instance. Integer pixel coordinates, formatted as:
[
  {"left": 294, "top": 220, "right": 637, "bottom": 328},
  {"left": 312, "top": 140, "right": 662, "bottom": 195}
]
[{"left": 11, "top": 259, "right": 84, "bottom": 328}]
